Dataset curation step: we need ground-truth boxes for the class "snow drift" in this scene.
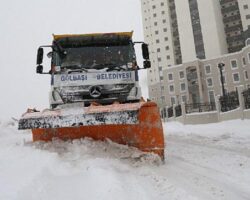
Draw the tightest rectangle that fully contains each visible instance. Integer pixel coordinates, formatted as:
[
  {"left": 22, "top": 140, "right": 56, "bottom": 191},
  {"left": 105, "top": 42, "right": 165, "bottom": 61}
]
[{"left": 0, "top": 119, "right": 250, "bottom": 200}]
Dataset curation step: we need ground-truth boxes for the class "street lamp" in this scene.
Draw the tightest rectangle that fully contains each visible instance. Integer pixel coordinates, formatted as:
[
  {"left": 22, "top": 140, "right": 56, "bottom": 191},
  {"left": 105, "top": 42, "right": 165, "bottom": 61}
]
[{"left": 218, "top": 62, "right": 226, "bottom": 97}]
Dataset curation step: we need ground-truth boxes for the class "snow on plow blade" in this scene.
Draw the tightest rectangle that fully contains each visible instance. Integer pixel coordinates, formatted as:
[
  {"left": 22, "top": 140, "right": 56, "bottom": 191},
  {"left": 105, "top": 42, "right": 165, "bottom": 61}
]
[{"left": 19, "top": 102, "right": 165, "bottom": 159}]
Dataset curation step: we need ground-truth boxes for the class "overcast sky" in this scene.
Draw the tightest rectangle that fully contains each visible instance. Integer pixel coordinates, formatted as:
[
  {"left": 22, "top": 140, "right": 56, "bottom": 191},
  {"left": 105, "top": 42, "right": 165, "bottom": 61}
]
[{"left": 0, "top": 0, "right": 148, "bottom": 119}]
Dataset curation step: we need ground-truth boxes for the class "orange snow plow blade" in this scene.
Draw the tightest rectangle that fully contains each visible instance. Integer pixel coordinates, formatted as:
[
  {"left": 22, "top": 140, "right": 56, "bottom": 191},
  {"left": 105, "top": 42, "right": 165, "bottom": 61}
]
[{"left": 19, "top": 101, "right": 165, "bottom": 159}]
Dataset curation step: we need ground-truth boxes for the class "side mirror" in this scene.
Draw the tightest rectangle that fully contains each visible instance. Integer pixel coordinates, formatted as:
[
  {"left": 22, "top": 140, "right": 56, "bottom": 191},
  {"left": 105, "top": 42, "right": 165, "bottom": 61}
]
[
  {"left": 47, "top": 51, "right": 53, "bottom": 58},
  {"left": 36, "top": 65, "right": 43, "bottom": 74},
  {"left": 143, "top": 60, "right": 151, "bottom": 69},
  {"left": 36, "top": 48, "right": 44, "bottom": 65},
  {"left": 142, "top": 43, "right": 150, "bottom": 60}
]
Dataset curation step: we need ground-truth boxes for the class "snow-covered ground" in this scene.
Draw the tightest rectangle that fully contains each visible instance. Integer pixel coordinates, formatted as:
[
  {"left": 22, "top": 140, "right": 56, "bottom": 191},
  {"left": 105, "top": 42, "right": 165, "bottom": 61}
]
[{"left": 0, "top": 119, "right": 250, "bottom": 200}]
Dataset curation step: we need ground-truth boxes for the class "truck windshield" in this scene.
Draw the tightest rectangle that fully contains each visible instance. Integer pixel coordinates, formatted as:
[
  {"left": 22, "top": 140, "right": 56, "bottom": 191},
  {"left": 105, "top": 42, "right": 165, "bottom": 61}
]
[{"left": 60, "top": 45, "right": 135, "bottom": 70}]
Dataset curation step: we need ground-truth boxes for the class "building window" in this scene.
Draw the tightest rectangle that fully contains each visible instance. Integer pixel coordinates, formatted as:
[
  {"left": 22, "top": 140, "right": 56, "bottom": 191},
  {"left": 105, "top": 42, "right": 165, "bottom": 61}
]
[
  {"left": 163, "top": 28, "right": 167, "bottom": 32},
  {"left": 205, "top": 65, "right": 211, "bottom": 74},
  {"left": 231, "top": 60, "right": 238, "bottom": 69},
  {"left": 179, "top": 71, "right": 184, "bottom": 79},
  {"left": 157, "top": 48, "right": 161, "bottom": 52},
  {"left": 248, "top": 53, "right": 250, "bottom": 62},
  {"left": 208, "top": 91, "right": 215, "bottom": 103},
  {"left": 158, "top": 66, "right": 162, "bottom": 71},
  {"left": 154, "top": 22, "right": 158, "bottom": 26},
  {"left": 152, "top": 5, "right": 156, "bottom": 9},
  {"left": 181, "top": 95, "right": 187, "bottom": 103},
  {"left": 161, "top": 11, "right": 165, "bottom": 15},
  {"left": 242, "top": 57, "right": 246, "bottom": 66},
  {"left": 169, "top": 85, "right": 175, "bottom": 93},
  {"left": 233, "top": 73, "right": 240, "bottom": 82},
  {"left": 153, "top": 13, "right": 157, "bottom": 17},
  {"left": 168, "top": 73, "right": 173, "bottom": 81},
  {"left": 159, "top": 71, "right": 163, "bottom": 79},
  {"left": 165, "top": 46, "right": 169, "bottom": 50},
  {"left": 156, "top": 39, "right": 160, "bottom": 43},
  {"left": 245, "top": 71, "right": 249, "bottom": 80},
  {"left": 160, "top": 76, "right": 164, "bottom": 81},
  {"left": 157, "top": 57, "right": 161, "bottom": 62},
  {"left": 155, "top": 30, "right": 159, "bottom": 35},
  {"left": 162, "top": 19, "right": 166, "bottom": 23},
  {"left": 167, "top": 55, "right": 170, "bottom": 60},
  {"left": 180, "top": 83, "right": 186, "bottom": 91},
  {"left": 207, "top": 78, "right": 213, "bottom": 87},
  {"left": 161, "top": 2, "right": 164, "bottom": 6},
  {"left": 171, "top": 97, "right": 176, "bottom": 105},
  {"left": 246, "top": 14, "right": 250, "bottom": 19},
  {"left": 244, "top": 5, "right": 248, "bottom": 9},
  {"left": 164, "top": 37, "right": 168, "bottom": 41}
]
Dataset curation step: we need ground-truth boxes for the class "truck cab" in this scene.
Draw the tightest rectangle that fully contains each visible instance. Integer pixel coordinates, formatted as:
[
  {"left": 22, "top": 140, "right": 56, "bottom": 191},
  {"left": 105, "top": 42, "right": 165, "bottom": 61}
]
[{"left": 36, "top": 32, "right": 150, "bottom": 108}]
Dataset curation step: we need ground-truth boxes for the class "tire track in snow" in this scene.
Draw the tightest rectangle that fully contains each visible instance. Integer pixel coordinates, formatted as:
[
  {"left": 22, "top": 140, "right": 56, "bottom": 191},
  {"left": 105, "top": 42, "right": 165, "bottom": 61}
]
[{"left": 160, "top": 136, "right": 250, "bottom": 200}]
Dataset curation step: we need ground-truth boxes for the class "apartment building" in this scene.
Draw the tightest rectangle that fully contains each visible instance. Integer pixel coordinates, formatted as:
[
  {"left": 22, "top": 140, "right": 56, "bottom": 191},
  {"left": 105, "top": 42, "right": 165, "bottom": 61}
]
[
  {"left": 150, "top": 44, "right": 250, "bottom": 106},
  {"left": 140, "top": 0, "right": 250, "bottom": 107},
  {"left": 220, "top": 0, "right": 250, "bottom": 52}
]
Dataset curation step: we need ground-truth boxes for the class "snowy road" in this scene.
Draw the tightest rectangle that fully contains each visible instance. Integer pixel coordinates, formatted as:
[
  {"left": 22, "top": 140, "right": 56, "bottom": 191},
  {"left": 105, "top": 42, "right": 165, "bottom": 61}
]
[{"left": 0, "top": 119, "right": 250, "bottom": 200}]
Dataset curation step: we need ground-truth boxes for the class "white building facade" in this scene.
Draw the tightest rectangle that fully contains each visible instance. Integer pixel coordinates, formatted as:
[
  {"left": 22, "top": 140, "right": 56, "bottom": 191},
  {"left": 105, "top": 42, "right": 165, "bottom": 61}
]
[{"left": 140, "top": 0, "right": 250, "bottom": 108}]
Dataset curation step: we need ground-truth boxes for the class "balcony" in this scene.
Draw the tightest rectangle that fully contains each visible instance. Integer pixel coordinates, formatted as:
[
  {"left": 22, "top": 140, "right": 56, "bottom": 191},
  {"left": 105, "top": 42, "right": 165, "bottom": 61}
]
[
  {"left": 169, "top": 5, "right": 175, "bottom": 11},
  {"left": 228, "top": 43, "right": 245, "bottom": 53},
  {"left": 192, "top": 23, "right": 201, "bottom": 31},
  {"left": 174, "top": 40, "right": 180, "bottom": 46},
  {"left": 172, "top": 22, "right": 178, "bottom": 28},
  {"left": 226, "top": 34, "right": 244, "bottom": 43},
  {"left": 221, "top": 5, "right": 239, "bottom": 13},
  {"left": 175, "top": 49, "right": 181, "bottom": 55},
  {"left": 225, "top": 24, "right": 243, "bottom": 33},
  {"left": 170, "top": 13, "right": 176, "bottom": 19},
  {"left": 220, "top": 0, "right": 236, "bottom": 5},
  {"left": 173, "top": 30, "right": 179, "bottom": 37},
  {"left": 176, "top": 58, "right": 182, "bottom": 65},
  {"left": 187, "top": 73, "right": 198, "bottom": 81},
  {"left": 223, "top": 14, "right": 241, "bottom": 23}
]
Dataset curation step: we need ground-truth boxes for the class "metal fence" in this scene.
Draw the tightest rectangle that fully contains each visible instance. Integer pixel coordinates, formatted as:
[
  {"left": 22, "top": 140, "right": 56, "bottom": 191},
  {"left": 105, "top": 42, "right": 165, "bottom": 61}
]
[
  {"left": 167, "top": 107, "right": 174, "bottom": 118},
  {"left": 161, "top": 108, "right": 167, "bottom": 119},
  {"left": 242, "top": 88, "right": 250, "bottom": 109},
  {"left": 219, "top": 90, "right": 239, "bottom": 112},
  {"left": 175, "top": 105, "right": 182, "bottom": 117},
  {"left": 185, "top": 103, "right": 216, "bottom": 114}
]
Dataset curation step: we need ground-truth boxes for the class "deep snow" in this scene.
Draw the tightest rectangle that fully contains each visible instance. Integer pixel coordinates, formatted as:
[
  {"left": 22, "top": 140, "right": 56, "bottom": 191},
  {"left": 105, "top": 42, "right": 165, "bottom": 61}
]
[{"left": 0, "top": 119, "right": 250, "bottom": 200}]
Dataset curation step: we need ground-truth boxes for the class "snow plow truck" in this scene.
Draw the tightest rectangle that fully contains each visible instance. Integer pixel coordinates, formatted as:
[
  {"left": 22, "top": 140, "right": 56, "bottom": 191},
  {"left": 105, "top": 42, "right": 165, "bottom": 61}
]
[{"left": 18, "top": 32, "right": 165, "bottom": 159}]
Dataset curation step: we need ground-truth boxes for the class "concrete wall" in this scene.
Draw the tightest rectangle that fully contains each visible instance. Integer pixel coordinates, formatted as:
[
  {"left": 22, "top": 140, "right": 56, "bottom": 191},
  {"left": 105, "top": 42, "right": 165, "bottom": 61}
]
[
  {"left": 219, "top": 109, "right": 243, "bottom": 121},
  {"left": 175, "top": 0, "right": 197, "bottom": 62},
  {"left": 183, "top": 112, "right": 218, "bottom": 125},
  {"left": 165, "top": 85, "right": 250, "bottom": 124},
  {"left": 140, "top": 0, "right": 176, "bottom": 87},
  {"left": 244, "top": 109, "right": 250, "bottom": 119},
  {"left": 149, "top": 45, "right": 250, "bottom": 107},
  {"left": 238, "top": 0, "right": 250, "bottom": 31},
  {"left": 198, "top": 0, "right": 228, "bottom": 59}
]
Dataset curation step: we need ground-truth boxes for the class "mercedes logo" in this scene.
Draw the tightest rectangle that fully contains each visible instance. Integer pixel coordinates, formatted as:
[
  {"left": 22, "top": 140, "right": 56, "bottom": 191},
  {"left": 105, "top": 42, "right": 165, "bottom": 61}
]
[{"left": 89, "top": 85, "right": 102, "bottom": 98}]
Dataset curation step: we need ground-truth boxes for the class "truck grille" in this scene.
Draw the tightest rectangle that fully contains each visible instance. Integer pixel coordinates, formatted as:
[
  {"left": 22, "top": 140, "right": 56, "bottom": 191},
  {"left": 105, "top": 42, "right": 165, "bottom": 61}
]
[{"left": 57, "top": 84, "right": 134, "bottom": 104}]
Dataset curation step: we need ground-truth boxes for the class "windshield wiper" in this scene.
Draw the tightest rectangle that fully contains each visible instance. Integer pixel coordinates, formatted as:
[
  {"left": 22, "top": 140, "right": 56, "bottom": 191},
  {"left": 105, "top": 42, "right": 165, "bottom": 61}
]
[
  {"left": 88, "top": 63, "right": 115, "bottom": 70},
  {"left": 62, "top": 65, "right": 88, "bottom": 72},
  {"left": 93, "top": 63, "right": 127, "bottom": 71}
]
